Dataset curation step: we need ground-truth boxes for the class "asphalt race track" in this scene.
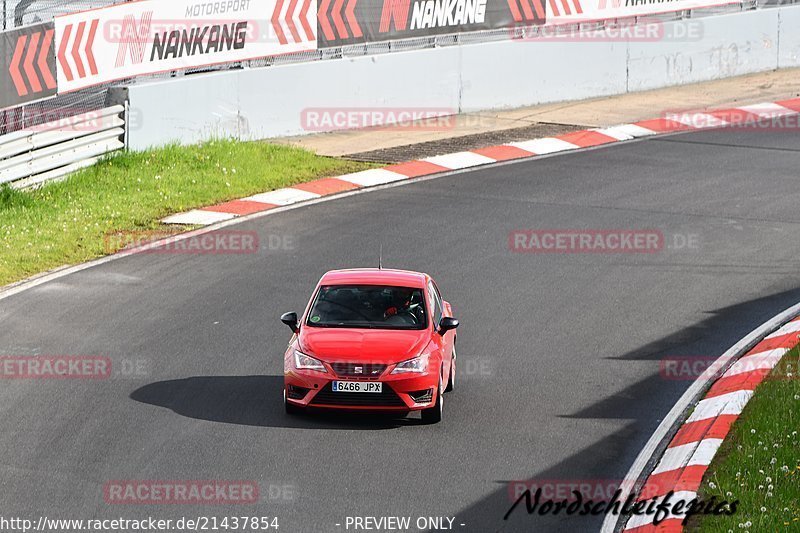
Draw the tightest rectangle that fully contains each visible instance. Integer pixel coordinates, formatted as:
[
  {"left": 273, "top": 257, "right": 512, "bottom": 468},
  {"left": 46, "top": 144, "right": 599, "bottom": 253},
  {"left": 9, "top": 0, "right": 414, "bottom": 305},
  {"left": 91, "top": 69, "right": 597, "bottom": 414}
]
[{"left": 2, "top": 127, "right": 800, "bottom": 533}]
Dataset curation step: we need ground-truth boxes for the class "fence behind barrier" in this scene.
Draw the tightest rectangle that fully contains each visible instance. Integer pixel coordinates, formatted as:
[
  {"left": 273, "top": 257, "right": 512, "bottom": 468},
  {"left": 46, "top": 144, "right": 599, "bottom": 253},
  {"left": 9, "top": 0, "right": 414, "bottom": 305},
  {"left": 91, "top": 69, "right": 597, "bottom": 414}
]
[{"left": 2, "top": 0, "right": 126, "bottom": 30}]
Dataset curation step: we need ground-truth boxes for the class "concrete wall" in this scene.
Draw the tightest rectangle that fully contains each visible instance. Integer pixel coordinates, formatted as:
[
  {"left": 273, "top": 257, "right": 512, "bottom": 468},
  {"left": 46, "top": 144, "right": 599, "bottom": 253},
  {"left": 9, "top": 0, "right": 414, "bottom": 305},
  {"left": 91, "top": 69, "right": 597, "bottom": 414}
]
[
  {"left": 778, "top": 6, "right": 800, "bottom": 68},
  {"left": 122, "top": 6, "right": 800, "bottom": 150},
  {"left": 626, "top": 9, "right": 780, "bottom": 92}
]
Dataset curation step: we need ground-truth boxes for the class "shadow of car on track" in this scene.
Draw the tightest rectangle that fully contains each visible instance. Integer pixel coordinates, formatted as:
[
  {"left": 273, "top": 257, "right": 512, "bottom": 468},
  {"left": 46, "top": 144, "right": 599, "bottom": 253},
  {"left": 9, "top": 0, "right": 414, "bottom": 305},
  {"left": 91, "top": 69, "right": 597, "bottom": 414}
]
[
  {"left": 130, "top": 375, "right": 421, "bottom": 430},
  {"left": 426, "top": 287, "right": 800, "bottom": 533}
]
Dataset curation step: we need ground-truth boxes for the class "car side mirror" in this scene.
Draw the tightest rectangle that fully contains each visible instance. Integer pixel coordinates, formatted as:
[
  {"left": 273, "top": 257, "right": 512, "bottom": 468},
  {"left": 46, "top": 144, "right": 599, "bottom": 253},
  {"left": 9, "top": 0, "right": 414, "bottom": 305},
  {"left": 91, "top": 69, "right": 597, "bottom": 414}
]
[
  {"left": 281, "top": 312, "right": 299, "bottom": 333},
  {"left": 438, "top": 317, "right": 459, "bottom": 334}
]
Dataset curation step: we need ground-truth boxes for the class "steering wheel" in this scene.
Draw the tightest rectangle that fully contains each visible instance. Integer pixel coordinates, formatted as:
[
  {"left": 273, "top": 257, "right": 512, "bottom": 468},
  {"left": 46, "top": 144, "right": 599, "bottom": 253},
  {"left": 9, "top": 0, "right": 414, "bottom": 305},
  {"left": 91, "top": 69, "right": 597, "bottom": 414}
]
[{"left": 397, "top": 310, "right": 419, "bottom": 324}]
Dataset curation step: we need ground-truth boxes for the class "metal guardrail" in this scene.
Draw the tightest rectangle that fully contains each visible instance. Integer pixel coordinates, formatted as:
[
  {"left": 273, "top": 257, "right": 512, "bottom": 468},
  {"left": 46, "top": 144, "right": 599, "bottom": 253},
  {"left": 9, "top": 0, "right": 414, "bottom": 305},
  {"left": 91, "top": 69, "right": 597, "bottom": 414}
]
[{"left": 0, "top": 103, "right": 125, "bottom": 188}]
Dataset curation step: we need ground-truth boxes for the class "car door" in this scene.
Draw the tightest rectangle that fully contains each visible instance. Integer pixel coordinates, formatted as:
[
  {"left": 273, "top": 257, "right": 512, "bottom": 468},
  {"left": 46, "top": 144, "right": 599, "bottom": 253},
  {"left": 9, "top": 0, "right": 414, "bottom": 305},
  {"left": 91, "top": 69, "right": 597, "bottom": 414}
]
[{"left": 428, "top": 280, "right": 454, "bottom": 382}]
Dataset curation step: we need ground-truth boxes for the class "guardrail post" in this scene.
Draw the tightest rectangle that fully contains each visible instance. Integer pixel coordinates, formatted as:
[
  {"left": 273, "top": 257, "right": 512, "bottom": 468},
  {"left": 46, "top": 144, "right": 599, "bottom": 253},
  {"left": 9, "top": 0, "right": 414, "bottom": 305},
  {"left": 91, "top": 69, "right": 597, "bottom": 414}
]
[{"left": 123, "top": 100, "right": 130, "bottom": 151}]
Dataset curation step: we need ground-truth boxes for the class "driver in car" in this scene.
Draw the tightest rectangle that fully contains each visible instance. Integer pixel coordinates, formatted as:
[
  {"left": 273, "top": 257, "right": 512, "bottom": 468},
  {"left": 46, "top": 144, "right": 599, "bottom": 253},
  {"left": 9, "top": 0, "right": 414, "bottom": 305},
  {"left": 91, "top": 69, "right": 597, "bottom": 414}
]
[
  {"left": 383, "top": 288, "right": 425, "bottom": 325},
  {"left": 384, "top": 288, "right": 412, "bottom": 318}
]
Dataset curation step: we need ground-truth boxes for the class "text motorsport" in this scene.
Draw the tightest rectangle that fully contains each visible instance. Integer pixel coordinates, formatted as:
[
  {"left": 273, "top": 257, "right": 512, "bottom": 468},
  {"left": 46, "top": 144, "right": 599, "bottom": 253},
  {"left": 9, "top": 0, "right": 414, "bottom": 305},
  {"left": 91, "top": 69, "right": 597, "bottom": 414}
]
[{"left": 504, "top": 487, "right": 738, "bottom": 525}]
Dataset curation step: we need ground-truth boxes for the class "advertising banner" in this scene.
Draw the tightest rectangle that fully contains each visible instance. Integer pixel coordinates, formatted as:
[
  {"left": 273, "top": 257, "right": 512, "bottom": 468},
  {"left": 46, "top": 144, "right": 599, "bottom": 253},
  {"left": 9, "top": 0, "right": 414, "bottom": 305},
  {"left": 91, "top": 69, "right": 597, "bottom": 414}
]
[
  {"left": 318, "top": 0, "right": 545, "bottom": 47},
  {"left": 1, "top": 22, "right": 58, "bottom": 110},
  {"left": 54, "top": 0, "right": 318, "bottom": 92},
  {"left": 546, "top": 0, "right": 740, "bottom": 22}
]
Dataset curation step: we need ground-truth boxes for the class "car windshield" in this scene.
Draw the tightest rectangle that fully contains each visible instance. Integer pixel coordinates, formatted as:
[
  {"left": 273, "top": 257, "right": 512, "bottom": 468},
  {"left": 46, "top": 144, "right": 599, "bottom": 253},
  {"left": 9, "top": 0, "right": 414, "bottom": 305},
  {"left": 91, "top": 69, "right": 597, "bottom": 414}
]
[{"left": 306, "top": 285, "right": 427, "bottom": 330}]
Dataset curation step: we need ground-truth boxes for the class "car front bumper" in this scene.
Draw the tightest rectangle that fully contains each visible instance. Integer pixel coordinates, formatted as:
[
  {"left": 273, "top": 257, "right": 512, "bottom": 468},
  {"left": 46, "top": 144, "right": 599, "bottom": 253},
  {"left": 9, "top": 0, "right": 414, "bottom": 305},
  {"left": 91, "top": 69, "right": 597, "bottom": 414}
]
[{"left": 284, "top": 368, "right": 438, "bottom": 411}]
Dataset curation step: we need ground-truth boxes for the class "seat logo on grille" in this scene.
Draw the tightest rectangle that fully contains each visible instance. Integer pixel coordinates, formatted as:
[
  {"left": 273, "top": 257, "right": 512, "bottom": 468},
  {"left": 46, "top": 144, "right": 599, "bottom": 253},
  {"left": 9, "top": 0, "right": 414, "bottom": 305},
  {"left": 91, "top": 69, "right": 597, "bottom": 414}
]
[{"left": 354, "top": 366, "right": 363, "bottom": 374}]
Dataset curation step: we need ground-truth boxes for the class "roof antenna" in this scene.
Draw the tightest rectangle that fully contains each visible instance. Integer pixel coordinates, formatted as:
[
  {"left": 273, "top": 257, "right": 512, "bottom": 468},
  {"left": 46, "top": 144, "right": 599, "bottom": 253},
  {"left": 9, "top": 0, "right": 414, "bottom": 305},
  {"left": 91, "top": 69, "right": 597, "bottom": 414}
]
[{"left": 379, "top": 244, "right": 383, "bottom": 270}]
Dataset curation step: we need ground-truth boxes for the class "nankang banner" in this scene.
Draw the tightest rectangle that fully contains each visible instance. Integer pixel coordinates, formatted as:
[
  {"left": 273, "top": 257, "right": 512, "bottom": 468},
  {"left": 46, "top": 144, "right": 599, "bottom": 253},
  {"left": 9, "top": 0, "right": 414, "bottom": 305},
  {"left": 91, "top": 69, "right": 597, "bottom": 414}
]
[
  {"left": 54, "top": 0, "right": 318, "bottom": 92},
  {"left": 0, "top": 22, "right": 58, "bottom": 110},
  {"left": 317, "top": 0, "right": 545, "bottom": 47}
]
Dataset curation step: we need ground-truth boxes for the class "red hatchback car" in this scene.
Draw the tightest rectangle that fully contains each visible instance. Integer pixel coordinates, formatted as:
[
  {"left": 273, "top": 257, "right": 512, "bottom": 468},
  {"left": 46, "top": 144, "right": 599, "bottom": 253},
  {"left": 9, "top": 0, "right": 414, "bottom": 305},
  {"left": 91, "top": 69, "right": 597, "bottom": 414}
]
[{"left": 281, "top": 268, "right": 459, "bottom": 423}]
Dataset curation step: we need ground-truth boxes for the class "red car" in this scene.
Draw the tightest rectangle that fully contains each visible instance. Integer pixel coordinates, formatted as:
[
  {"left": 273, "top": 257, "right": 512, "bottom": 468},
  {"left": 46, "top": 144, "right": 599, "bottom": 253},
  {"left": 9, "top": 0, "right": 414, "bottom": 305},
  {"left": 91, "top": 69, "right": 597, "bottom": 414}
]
[{"left": 281, "top": 268, "right": 459, "bottom": 423}]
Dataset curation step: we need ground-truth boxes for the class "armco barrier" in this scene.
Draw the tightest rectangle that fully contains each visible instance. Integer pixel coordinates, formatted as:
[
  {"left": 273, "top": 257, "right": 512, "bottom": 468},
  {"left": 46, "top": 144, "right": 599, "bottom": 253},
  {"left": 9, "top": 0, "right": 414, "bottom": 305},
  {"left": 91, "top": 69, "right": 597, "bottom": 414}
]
[
  {"left": 0, "top": 104, "right": 125, "bottom": 188},
  {"left": 120, "top": 6, "right": 800, "bottom": 149}
]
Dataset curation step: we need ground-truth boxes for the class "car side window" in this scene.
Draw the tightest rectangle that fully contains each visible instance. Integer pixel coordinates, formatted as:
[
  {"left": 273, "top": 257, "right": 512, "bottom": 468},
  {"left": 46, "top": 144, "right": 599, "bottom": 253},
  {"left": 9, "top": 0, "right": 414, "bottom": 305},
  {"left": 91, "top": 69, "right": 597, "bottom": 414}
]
[{"left": 428, "top": 281, "right": 443, "bottom": 327}]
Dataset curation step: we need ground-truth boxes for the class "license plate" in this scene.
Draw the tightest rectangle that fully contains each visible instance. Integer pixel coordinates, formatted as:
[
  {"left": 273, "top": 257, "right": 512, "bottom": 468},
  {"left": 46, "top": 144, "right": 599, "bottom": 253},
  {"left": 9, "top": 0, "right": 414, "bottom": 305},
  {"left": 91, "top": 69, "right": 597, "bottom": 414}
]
[{"left": 332, "top": 381, "right": 382, "bottom": 393}]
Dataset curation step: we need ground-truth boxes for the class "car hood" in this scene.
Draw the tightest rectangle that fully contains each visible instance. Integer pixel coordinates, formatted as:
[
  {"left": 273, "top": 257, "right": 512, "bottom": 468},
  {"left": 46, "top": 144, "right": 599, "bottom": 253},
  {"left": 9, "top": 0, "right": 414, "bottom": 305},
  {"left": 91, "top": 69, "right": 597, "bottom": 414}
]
[{"left": 298, "top": 327, "right": 430, "bottom": 363}]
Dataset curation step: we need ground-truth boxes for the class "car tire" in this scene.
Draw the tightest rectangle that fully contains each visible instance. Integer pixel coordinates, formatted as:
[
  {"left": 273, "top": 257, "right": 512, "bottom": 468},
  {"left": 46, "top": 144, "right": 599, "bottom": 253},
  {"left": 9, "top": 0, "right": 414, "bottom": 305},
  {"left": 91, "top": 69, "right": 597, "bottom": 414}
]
[
  {"left": 445, "top": 345, "right": 456, "bottom": 393},
  {"left": 284, "top": 389, "right": 302, "bottom": 415},
  {"left": 421, "top": 374, "right": 443, "bottom": 424}
]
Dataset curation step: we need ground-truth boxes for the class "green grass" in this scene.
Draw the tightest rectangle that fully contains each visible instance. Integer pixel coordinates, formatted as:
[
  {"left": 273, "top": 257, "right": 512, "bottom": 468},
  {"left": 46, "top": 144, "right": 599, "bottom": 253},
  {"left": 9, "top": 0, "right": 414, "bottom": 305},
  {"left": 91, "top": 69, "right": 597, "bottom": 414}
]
[
  {"left": 0, "top": 140, "right": 374, "bottom": 286},
  {"left": 690, "top": 345, "right": 800, "bottom": 532}
]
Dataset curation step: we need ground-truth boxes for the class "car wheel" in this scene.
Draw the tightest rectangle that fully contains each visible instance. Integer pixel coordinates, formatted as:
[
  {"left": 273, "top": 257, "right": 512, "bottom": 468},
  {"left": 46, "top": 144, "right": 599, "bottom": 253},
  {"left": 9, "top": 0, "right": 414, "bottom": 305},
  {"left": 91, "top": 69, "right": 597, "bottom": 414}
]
[
  {"left": 421, "top": 374, "right": 443, "bottom": 424},
  {"left": 284, "top": 389, "right": 302, "bottom": 415},
  {"left": 445, "top": 345, "right": 456, "bottom": 393}
]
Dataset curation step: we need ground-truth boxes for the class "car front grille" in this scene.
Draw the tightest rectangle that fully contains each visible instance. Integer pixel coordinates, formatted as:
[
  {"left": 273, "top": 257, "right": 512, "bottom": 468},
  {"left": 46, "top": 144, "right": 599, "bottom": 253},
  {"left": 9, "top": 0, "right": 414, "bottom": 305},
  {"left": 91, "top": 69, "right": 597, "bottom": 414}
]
[
  {"left": 330, "top": 362, "right": 387, "bottom": 378},
  {"left": 310, "top": 383, "right": 406, "bottom": 407}
]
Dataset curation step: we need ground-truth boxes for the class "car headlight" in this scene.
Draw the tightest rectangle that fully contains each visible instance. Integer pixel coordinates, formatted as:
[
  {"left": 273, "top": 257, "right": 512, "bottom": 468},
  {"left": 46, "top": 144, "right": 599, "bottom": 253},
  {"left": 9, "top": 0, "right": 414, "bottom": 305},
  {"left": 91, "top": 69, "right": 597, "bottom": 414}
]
[
  {"left": 391, "top": 354, "right": 429, "bottom": 374},
  {"left": 294, "top": 350, "right": 327, "bottom": 372}
]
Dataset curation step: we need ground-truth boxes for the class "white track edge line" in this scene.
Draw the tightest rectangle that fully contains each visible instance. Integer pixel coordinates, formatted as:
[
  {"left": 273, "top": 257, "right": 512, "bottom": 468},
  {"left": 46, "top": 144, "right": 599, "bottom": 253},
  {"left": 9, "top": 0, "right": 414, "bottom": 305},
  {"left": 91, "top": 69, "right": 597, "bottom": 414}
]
[{"left": 600, "top": 300, "right": 800, "bottom": 533}]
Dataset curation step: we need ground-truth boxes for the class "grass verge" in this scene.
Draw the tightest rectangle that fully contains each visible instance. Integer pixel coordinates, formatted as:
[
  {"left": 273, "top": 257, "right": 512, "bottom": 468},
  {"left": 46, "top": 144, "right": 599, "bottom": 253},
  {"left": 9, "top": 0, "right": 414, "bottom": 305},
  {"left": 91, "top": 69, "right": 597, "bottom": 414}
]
[
  {"left": 0, "top": 140, "right": 374, "bottom": 287},
  {"left": 690, "top": 345, "right": 800, "bottom": 531}
]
